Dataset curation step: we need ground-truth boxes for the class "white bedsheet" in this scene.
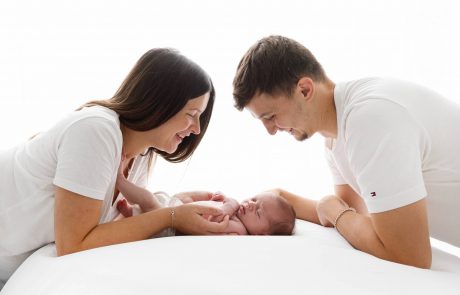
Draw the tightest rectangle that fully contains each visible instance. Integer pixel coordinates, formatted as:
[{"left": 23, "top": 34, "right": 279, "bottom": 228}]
[{"left": 2, "top": 220, "right": 460, "bottom": 295}]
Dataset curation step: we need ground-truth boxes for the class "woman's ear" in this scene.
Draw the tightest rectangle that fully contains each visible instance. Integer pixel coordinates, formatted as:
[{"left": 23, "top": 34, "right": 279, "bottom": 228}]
[{"left": 297, "top": 77, "right": 314, "bottom": 100}]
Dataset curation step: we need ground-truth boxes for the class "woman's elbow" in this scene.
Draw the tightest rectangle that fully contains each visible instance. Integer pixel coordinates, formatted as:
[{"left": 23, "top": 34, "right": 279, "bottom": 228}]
[{"left": 55, "top": 242, "right": 82, "bottom": 257}]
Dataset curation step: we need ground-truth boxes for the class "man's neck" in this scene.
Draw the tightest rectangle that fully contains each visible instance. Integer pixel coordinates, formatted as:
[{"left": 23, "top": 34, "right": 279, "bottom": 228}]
[{"left": 317, "top": 79, "right": 338, "bottom": 138}]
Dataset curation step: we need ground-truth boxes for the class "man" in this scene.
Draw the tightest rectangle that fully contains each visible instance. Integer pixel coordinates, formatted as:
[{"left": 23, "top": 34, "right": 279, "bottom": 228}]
[{"left": 232, "top": 35, "right": 460, "bottom": 268}]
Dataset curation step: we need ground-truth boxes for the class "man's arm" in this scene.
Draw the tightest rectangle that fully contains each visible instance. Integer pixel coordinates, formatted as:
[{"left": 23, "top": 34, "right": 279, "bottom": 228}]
[
  {"left": 267, "top": 188, "right": 321, "bottom": 224},
  {"left": 335, "top": 184, "right": 368, "bottom": 215},
  {"left": 317, "top": 196, "right": 431, "bottom": 268}
]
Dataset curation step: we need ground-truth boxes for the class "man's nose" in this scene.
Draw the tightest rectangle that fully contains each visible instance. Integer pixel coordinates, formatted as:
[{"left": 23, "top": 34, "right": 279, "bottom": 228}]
[{"left": 263, "top": 121, "right": 277, "bottom": 135}]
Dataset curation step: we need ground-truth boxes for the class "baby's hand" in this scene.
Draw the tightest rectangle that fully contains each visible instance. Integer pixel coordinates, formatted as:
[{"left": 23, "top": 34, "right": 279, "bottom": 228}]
[
  {"left": 116, "top": 198, "right": 133, "bottom": 218},
  {"left": 210, "top": 192, "right": 225, "bottom": 202}
]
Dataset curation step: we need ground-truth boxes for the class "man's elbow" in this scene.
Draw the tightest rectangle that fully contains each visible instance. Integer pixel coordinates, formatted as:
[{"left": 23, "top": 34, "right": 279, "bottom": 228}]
[
  {"left": 394, "top": 250, "right": 432, "bottom": 269},
  {"left": 410, "top": 255, "right": 432, "bottom": 269}
]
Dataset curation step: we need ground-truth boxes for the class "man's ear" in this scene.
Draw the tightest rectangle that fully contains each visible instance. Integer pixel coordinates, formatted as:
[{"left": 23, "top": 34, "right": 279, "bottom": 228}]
[{"left": 297, "top": 77, "right": 314, "bottom": 100}]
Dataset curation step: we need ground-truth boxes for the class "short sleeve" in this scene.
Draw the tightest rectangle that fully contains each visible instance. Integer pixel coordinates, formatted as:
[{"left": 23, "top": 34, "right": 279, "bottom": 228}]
[
  {"left": 324, "top": 145, "right": 347, "bottom": 185},
  {"left": 54, "top": 116, "right": 122, "bottom": 200},
  {"left": 344, "top": 99, "right": 427, "bottom": 213}
]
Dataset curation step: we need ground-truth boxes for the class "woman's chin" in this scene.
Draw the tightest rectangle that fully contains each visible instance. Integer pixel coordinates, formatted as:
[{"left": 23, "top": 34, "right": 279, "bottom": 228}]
[{"left": 162, "top": 144, "right": 179, "bottom": 154}]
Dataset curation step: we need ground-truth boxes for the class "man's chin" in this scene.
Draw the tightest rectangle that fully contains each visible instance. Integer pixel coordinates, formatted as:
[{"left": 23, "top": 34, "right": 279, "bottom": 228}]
[{"left": 295, "top": 133, "right": 309, "bottom": 141}]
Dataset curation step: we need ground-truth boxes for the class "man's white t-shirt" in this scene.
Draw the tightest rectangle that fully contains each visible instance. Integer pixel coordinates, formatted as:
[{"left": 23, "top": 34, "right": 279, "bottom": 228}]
[
  {"left": 0, "top": 106, "right": 149, "bottom": 281},
  {"left": 327, "top": 77, "right": 460, "bottom": 247}
]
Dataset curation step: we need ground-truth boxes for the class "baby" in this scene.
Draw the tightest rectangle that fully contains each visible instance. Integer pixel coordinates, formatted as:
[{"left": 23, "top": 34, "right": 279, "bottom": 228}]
[{"left": 116, "top": 173, "right": 296, "bottom": 235}]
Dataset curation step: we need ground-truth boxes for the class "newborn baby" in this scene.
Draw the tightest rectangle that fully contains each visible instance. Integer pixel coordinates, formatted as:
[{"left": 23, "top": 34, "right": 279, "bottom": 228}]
[{"left": 116, "top": 173, "right": 295, "bottom": 235}]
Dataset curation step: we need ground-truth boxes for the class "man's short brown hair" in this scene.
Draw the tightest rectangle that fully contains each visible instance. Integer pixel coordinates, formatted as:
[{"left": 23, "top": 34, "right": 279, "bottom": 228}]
[{"left": 232, "top": 35, "right": 326, "bottom": 111}]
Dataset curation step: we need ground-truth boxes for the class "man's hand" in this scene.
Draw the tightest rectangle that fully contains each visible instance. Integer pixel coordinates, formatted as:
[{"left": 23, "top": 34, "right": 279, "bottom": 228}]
[{"left": 316, "top": 195, "right": 349, "bottom": 227}]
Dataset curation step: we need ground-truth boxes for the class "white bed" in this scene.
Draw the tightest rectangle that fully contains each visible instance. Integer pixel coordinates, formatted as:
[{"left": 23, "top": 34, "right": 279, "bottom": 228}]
[{"left": 2, "top": 220, "right": 460, "bottom": 295}]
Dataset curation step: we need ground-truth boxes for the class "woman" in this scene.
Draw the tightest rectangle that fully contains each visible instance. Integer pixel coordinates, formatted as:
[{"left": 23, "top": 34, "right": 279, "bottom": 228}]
[{"left": 0, "top": 48, "right": 228, "bottom": 288}]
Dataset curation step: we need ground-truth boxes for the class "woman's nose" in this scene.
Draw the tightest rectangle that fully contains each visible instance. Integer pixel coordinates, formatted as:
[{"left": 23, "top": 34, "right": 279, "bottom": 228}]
[{"left": 191, "top": 117, "right": 201, "bottom": 135}]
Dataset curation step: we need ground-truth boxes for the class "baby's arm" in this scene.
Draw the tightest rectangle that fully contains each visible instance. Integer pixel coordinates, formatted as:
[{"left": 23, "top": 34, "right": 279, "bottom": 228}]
[
  {"left": 174, "top": 191, "right": 214, "bottom": 204},
  {"left": 116, "top": 174, "right": 161, "bottom": 212},
  {"left": 220, "top": 197, "right": 240, "bottom": 217},
  {"left": 208, "top": 196, "right": 240, "bottom": 223}
]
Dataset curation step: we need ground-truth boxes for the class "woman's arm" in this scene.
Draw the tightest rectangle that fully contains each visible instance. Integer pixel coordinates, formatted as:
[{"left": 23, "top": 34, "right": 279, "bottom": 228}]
[
  {"left": 221, "top": 218, "right": 248, "bottom": 235},
  {"left": 54, "top": 186, "right": 229, "bottom": 256}
]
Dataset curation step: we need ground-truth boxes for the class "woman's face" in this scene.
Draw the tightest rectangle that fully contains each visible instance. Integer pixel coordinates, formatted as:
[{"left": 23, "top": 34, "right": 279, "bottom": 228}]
[{"left": 143, "top": 92, "right": 210, "bottom": 154}]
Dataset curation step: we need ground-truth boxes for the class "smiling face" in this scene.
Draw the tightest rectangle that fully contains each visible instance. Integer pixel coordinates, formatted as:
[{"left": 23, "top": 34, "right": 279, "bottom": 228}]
[
  {"left": 152, "top": 92, "right": 210, "bottom": 154},
  {"left": 245, "top": 77, "right": 319, "bottom": 141},
  {"left": 123, "top": 92, "right": 210, "bottom": 157}
]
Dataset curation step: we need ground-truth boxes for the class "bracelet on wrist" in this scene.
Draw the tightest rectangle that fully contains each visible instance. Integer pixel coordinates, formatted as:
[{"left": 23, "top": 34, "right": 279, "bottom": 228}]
[
  {"left": 333, "top": 207, "right": 356, "bottom": 230},
  {"left": 170, "top": 208, "right": 175, "bottom": 229}
]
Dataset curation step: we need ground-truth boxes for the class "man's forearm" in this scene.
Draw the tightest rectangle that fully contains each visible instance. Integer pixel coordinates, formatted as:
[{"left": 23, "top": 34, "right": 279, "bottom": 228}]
[
  {"left": 271, "top": 188, "right": 320, "bottom": 224},
  {"left": 326, "top": 200, "right": 432, "bottom": 268},
  {"left": 333, "top": 211, "right": 389, "bottom": 259}
]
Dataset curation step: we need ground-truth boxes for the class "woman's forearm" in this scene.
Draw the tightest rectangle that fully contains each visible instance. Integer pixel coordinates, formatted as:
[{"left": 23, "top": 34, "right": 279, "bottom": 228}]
[{"left": 58, "top": 207, "right": 171, "bottom": 256}]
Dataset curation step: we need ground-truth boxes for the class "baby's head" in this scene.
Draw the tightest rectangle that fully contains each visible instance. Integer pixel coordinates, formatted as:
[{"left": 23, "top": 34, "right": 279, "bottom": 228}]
[{"left": 237, "top": 192, "right": 296, "bottom": 235}]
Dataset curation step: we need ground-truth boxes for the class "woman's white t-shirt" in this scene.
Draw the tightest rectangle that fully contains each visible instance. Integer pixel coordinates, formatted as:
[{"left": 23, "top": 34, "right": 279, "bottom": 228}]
[{"left": 0, "top": 106, "right": 149, "bottom": 258}]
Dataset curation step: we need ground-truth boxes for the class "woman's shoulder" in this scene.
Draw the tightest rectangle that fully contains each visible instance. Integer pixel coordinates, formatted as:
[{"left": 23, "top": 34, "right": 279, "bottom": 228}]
[
  {"left": 72, "top": 106, "right": 120, "bottom": 125},
  {"left": 56, "top": 106, "right": 121, "bottom": 137}
]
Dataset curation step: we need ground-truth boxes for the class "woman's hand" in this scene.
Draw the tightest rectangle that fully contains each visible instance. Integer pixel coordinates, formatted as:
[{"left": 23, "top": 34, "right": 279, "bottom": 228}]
[
  {"left": 316, "top": 195, "right": 349, "bottom": 227},
  {"left": 172, "top": 203, "right": 229, "bottom": 235}
]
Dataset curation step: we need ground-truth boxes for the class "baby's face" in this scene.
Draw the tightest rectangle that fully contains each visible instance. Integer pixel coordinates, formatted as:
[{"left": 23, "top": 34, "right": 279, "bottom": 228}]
[{"left": 236, "top": 193, "right": 280, "bottom": 235}]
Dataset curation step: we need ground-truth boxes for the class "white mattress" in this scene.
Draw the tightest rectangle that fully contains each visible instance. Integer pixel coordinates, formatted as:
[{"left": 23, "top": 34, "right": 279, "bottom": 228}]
[{"left": 2, "top": 220, "right": 460, "bottom": 295}]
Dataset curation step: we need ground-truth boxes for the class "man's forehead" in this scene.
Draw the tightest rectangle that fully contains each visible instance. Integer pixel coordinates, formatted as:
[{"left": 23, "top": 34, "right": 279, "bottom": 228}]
[{"left": 246, "top": 93, "right": 275, "bottom": 118}]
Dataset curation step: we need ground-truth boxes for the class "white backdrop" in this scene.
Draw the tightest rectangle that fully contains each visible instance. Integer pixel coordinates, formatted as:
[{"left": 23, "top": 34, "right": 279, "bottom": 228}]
[{"left": 1, "top": 0, "right": 459, "bottom": 251}]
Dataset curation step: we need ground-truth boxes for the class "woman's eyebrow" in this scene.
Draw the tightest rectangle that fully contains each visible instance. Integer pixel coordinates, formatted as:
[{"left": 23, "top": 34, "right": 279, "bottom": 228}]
[{"left": 190, "top": 108, "right": 206, "bottom": 115}]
